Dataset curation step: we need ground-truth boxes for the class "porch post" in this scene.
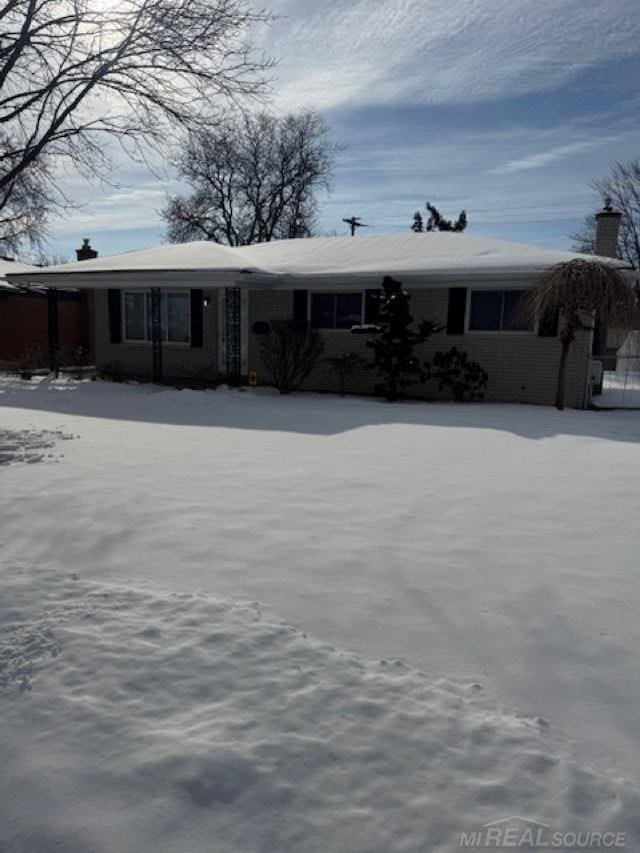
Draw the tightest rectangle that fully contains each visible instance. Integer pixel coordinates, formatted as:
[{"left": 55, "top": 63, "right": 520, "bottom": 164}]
[
  {"left": 150, "top": 287, "right": 163, "bottom": 384},
  {"left": 47, "top": 287, "right": 60, "bottom": 377},
  {"left": 225, "top": 286, "right": 242, "bottom": 384}
]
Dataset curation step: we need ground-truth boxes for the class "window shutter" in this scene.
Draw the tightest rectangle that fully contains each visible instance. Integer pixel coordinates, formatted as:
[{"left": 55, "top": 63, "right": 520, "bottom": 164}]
[
  {"left": 446, "top": 287, "right": 467, "bottom": 334},
  {"left": 108, "top": 289, "right": 121, "bottom": 343},
  {"left": 190, "top": 289, "right": 204, "bottom": 348},
  {"left": 364, "top": 289, "right": 380, "bottom": 324},
  {"left": 538, "top": 306, "right": 559, "bottom": 337},
  {"left": 292, "top": 290, "right": 308, "bottom": 328}
]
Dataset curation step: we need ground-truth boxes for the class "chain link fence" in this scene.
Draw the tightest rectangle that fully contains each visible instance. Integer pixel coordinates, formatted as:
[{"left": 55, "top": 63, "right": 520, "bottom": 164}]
[{"left": 590, "top": 353, "right": 640, "bottom": 409}]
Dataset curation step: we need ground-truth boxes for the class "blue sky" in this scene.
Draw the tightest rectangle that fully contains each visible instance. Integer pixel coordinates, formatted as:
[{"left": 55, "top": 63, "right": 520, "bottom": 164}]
[{"left": 48, "top": 0, "right": 640, "bottom": 259}]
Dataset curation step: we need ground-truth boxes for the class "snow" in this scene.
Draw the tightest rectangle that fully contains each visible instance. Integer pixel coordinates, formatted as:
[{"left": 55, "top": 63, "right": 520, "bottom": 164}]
[
  {"left": 0, "top": 426, "right": 75, "bottom": 465},
  {"left": 4, "top": 566, "right": 639, "bottom": 852},
  {"left": 591, "top": 333, "right": 640, "bottom": 409},
  {"left": 31, "top": 239, "right": 274, "bottom": 275},
  {"left": 6, "top": 233, "right": 630, "bottom": 289},
  {"left": 238, "top": 233, "right": 632, "bottom": 278},
  {"left": 2, "top": 376, "right": 640, "bottom": 850},
  {"left": 0, "top": 256, "right": 39, "bottom": 291},
  {"left": 595, "top": 371, "right": 640, "bottom": 409}
]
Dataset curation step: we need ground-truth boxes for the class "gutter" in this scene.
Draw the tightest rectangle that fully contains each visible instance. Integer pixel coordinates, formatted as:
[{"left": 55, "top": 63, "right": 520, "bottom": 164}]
[{"left": 5, "top": 268, "right": 284, "bottom": 290}]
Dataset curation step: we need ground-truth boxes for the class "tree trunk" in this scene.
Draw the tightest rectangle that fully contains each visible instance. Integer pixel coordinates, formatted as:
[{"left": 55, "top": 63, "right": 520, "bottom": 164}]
[{"left": 555, "top": 330, "right": 577, "bottom": 410}]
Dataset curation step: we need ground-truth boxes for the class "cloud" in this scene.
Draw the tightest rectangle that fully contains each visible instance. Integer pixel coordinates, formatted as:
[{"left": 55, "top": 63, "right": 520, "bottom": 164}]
[
  {"left": 311, "top": 108, "right": 640, "bottom": 246},
  {"left": 260, "top": 0, "right": 640, "bottom": 110},
  {"left": 488, "top": 138, "right": 619, "bottom": 175},
  {"left": 43, "top": 1, "right": 640, "bottom": 256},
  {"left": 59, "top": 184, "right": 175, "bottom": 233}
]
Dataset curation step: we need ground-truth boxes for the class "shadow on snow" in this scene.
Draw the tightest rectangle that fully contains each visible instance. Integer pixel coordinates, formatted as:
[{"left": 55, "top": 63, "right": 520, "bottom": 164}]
[{"left": 0, "top": 375, "right": 639, "bottom": 444}]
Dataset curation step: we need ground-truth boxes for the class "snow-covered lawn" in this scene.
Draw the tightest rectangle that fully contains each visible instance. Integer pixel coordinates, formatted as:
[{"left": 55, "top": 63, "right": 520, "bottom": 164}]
[{"left": 1, "top": 376, "right": 640, "bottom": 851}]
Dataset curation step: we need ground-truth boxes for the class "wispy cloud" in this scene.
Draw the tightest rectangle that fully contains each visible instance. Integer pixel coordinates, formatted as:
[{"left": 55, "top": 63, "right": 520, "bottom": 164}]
[
  {"left": 45, "top": 0, "right": 640, "bottom": 256},
  {"left": 262, "top": 0, "right": 640, "bottom": 110},
  {"left": 488, "top": 137, "right": 620, "bottom": 175}
]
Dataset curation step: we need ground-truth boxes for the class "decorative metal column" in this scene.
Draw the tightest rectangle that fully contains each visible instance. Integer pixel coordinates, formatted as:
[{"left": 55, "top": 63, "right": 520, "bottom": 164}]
[
  {"left": 47, "top": 287, "right": 60, "bottom": 377},
  {"left": 225, "top": 286, "right": 242, "bottom": 383},
  {"left": 150, "top": 287, "right": 163, "bottom": 384}
]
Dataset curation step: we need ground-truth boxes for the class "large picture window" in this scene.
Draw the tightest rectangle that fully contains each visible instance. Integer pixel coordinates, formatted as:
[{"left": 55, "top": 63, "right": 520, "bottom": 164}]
[
  {"left": 468, "top": 289, "right": 532, "bottom": 332},
  {"left": 123, "top": 291, "right": 190, "bottom": 343},
  {"left": 310, "top": 292, "right": 363, "bottom": 329}
]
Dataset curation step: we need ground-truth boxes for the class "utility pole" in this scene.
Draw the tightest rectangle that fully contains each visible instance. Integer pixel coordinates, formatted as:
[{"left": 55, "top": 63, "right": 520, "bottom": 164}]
[{"left": 342, "top": 216, "right": 370, "bottom": 236}]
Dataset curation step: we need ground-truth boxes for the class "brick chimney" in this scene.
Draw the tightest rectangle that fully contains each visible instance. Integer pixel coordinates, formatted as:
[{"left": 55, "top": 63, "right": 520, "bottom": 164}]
[
  {"left": 592, "top": 199, "right": 623, "bottom": 363},
  {"left": 594, "top": 197, "right": 622, "bottom": 258},
  {"left": 76, "top": 238, "right": 98, "bottom": 262}
]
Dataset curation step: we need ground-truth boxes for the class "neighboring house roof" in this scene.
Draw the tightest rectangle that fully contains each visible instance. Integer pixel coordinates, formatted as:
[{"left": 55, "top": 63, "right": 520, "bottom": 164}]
[
  {"left": 6, "top": 233, "right": 632, "bottom": 289},
  {"left": 0, "top": 257, "right": 40, "bottom": 291}
]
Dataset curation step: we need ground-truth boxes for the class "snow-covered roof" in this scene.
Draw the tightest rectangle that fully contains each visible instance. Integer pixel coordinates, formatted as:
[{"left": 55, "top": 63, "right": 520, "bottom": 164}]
[
  {"left": 9, "top": 241, "right": 275, "bottom": 278},
  {"left": 5, "top": 233, "right": 632, "bottom": 290},
  {"left": 238, "top": 234, "right": 630, "bottom": 278},
  {"left": 0, "top": 256, "right": 39, "bottom": 291}
]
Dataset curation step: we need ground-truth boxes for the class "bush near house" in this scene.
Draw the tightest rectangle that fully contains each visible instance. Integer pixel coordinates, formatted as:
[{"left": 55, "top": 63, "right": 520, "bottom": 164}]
[
  {"left": 427, "top": 347, "right": 489, "bottom": 402},
  {"left": 260, "top": 320, "right": 324, "bottom": 394},
  {"left": 325, "top": 353, "right": 365, "bottom": 397}
]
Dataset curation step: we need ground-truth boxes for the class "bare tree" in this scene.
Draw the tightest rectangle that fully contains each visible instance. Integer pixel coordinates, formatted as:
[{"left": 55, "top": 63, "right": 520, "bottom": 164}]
[
  {"left": 259, "top": 319, "right": 324, "bottom": 394},
  {"left": 162, "top": 110, "right": 335, "bottom": 245},
  {"left": 32, "top": 251, "right": 69, "bottom": 266},
  {"left": 571, "top": 159, "right": 640, "bottom": 270},
  {"left": 519, "top": 260, "right": 639, "bottom": 410},
  {"left": 325, "top": 352, "right": 364, "bottom": 396},
  {"left": 0, "top": 0, "right": 272, "bottom": 251},
  {"left": 571, "top": 213, "right": 597, "bottom": 255},
  {"left": 0, "top": 158, "right": 49, "bottom": 252}
]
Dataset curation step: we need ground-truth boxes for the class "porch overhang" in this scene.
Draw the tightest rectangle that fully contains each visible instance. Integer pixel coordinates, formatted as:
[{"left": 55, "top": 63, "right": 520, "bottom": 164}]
[
  {"left": 5, "top": 268, "right": 283, "bottom": 290},
  {"left": 6, "top": 268, "right": 607, "bottom": 292}
]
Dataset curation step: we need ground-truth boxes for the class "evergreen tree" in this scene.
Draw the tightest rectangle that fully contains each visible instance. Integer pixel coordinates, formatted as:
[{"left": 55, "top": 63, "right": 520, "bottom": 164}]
[
  {"left": 366, "top": 276, "right": 440, "bottom": 401},
  {"left": 425, "top": 202, "right": 467, "bottom": 232},
  {"left": 411, "top": 211, "right": 424, "bottom": 232}
]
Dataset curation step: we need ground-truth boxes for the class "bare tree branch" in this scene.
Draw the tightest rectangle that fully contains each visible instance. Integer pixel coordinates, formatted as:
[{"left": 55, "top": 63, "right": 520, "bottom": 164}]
[
  {"left": 571, "top": 158, "right": 640, "bottom": 271},
  {"left": 163, "top": 109, "right": 336, "bottom": 245},
  {"left": 0, "top": 0, "right": 273, "bottom": 250}
]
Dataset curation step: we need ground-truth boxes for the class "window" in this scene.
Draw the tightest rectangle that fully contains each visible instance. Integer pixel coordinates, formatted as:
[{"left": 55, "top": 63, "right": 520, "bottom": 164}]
[
  {"left": 468, "top": 289, "right": 532, "bottom": 331},
  {"left": 122, "top": 291, "right": 190, "bottom": 343},
  {"left": 310, "top": 292, "right": 363, "bottom": 329}
]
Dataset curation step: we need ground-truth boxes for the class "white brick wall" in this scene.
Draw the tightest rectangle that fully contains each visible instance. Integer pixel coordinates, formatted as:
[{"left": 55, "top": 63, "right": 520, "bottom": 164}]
[
  {"left": 248, "top": 288, "right": 591, "bottom": 408},
  {"left": 94, "top": 290, "right": 219, "bottom": 383},
  {"left": 95, "top": 286, "right": 591, "bottom": 407}
]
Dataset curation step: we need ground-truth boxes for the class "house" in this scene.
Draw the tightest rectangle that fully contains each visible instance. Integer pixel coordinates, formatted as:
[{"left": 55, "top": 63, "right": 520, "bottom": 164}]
[
  {"left": 0, "top": 242, "right": 96, "bottom": 368},
  {"left": 7, "top": 216, "right": 633, "bottom": 408}
]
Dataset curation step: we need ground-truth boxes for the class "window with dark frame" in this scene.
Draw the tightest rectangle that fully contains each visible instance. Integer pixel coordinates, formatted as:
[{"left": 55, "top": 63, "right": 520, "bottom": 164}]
[
  {"left": 469, "top": 289, "right": 532, "bottom": 332},
  {"left": 310, "top": 292, "right": 363, "bottom": 329},
  {"left": 122, "top": 291, "right": 190, "bottom": 343}
]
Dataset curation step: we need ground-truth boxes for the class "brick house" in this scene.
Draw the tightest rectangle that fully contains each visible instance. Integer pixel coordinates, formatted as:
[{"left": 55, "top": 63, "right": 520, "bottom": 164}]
[
  {"left": 8, "top": 225, "right": 633, "bottom": 407},
  {"left": 0, "top": 242, "right": 97, "bottom": 367}
]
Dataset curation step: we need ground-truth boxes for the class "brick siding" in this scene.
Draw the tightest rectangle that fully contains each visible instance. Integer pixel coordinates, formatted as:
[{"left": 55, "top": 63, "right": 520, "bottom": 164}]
[
  {"left": 248, "top": 288, "right": 591, "bottom": 408},
  {"left": 94, "top": 285, "right": 591, "bottom": 407},
  {"left": 0, "top": 289, "right": 94, "bottom": 365},
  {"left": 94, "top": 289, "right": 218, "bottom": 383}
]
